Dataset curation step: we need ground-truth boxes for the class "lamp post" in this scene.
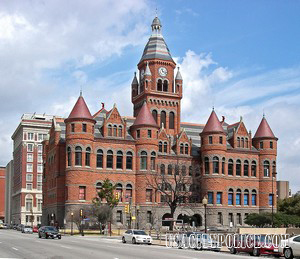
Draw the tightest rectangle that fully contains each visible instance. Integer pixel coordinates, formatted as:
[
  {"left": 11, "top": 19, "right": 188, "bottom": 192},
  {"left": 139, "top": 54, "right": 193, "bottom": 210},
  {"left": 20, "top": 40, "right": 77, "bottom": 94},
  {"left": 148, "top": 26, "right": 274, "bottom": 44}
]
[
  {"left": 51, "top": 213, "right": 54, "bottom": 226},
  {"left": 272, "top": 171, "right": 277, "bottom": 228},
  {"left": 202, "top": 197, "right": 208, "bottom": 233},
  {"left": 71, "top": 212, "right": 74, "bottom": 236}
]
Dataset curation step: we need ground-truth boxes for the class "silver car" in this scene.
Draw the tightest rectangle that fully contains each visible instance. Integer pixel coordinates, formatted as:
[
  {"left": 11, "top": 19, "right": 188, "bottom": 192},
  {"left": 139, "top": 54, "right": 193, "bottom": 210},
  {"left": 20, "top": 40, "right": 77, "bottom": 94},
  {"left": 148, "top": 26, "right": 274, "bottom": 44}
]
[
  {"left": 22, "top": 226, "right": 33, "bottom": 234},
  {"left": 122, "top": 230, "right": 152, "bottom": 244},
  {"left": 280, "top": 235, "right": 300, "bottom": 259}
]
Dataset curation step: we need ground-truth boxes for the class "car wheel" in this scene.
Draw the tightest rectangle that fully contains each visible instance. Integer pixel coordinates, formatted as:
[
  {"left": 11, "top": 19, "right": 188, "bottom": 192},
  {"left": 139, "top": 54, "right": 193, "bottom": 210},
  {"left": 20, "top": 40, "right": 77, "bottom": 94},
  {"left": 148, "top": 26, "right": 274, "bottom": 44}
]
[
  {"left": 253, "top": 248, "right": 260, "bottom": 257},
  {"left": 45, "top": 235, "right": 48, "bottom": 239},
  {"left": 132, "top": 238, "right": 136, "bottom": 244},
  {"left": 58, "top": 236, "right": 61, "bottom": 240},
  {"left": 148, "top": 243, "right": 151, "bottom": 245},
  {"left": 230, "top": 247, "right": 237, "bottom": 254},
  {"left": 122, "top": 237, "right": 126, "bottom": 243},
  {"left": 284, "top": 248, "right": 293, "bottom": 259}
]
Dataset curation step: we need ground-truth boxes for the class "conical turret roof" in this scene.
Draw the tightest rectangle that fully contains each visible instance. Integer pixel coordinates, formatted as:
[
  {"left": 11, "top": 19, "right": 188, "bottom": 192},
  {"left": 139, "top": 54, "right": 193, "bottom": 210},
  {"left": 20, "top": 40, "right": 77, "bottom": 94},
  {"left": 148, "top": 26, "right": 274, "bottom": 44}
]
[
  {"left": 202, "top": 110, "right": 224, "bottom": 134},
  {"left": 68, "top": 94, "right": 93, "bottom": 120},
  {"left": 132, "top": 102, "right": 158, "bottom": 127},
  {"left": 140, "top": 16, "right": 174, "bottom": 63},
  {"left": 175, "top": 67, "right": 182, "bottom": 80},
  {"left": 253, "top": 117, "right": 276, "bottom": 139}
]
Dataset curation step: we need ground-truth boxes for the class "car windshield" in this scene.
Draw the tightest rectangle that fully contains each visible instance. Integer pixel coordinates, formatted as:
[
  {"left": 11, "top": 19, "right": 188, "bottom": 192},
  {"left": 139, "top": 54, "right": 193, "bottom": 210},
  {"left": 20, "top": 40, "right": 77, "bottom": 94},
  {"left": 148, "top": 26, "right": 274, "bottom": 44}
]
[
  {"left": 45, "top": 227, "right": 57, "bottom": 231},
  {"left": 133, "top": 230, "right": 147, "bottom": 235}
]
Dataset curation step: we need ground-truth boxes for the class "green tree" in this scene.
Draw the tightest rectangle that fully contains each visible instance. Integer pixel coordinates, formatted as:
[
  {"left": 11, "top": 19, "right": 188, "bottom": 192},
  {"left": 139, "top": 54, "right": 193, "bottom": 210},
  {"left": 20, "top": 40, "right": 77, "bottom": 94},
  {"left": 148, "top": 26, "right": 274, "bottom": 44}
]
[
  {"left": 244, "top": 213, "right": 272, "bottom": 227},
  {"left": 92, "top": 179, "right": 119, "bottom": 234},
  {"left": 278, "top": 194, "right": 300, "bottom": 216}
]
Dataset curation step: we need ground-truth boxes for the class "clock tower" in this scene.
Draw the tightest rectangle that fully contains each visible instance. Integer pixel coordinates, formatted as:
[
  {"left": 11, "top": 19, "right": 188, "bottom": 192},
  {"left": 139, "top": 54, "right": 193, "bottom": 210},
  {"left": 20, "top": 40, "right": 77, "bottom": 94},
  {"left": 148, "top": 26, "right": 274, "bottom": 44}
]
[{"left": 131, "top": 16, "right": 183, "bottom": 136}]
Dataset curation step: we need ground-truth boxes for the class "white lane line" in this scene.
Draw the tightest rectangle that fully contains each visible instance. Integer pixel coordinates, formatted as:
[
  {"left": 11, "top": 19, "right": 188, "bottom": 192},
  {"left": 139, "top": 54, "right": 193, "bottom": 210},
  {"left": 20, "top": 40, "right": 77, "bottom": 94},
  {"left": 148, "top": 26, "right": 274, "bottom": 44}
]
[
  {"left": 60, "top": 245, "right": 71, "bottom": 249},
  {"left": 12, "top": 247, "right": 19, "bottom": 251}
]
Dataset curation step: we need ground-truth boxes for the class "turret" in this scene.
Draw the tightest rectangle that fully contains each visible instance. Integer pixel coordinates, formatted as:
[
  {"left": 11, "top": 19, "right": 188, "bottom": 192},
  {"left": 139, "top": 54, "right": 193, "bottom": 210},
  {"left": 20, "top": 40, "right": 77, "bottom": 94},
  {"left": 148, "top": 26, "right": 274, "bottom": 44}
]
[
  {"left": 131, "top": 72, "right": 139, "bottom": 99},
  {"left": 200, "top": 109, "right": 227, "bottom": 152},
  {"left": 175, "top": 67, "right": 183, "bottom": 96}
]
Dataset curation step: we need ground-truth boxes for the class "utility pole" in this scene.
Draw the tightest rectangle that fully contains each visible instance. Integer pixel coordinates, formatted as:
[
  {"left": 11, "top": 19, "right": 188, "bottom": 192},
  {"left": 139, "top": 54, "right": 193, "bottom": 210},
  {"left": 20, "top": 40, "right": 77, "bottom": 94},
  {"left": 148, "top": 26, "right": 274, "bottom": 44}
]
[{"left": 272, "top": 170, "right": 277, "bottom": 228}]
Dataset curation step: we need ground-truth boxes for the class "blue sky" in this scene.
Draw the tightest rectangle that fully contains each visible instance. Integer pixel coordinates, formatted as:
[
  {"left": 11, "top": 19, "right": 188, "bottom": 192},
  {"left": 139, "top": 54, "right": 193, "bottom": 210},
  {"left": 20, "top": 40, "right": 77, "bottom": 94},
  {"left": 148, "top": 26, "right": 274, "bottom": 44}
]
[{"left": 0, "top": 0, "right": 300, "bottom": 192}]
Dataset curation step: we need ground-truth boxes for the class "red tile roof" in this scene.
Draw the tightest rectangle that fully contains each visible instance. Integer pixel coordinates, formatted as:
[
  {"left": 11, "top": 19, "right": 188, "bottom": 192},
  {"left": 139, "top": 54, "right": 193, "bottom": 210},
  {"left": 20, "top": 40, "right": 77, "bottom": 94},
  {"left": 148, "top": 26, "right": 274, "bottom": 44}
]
[
  {"left": 254, "top": 117, "right": 276, "bottom": 138},
  {"left": 132, "top": 102, "right": 158, "bottom": 127},
  {"left": 68, "top": 95, "right": 93, "bottom": 120},
  {"left": 202, "top": 110, "right": 224, "bottom": 133}
]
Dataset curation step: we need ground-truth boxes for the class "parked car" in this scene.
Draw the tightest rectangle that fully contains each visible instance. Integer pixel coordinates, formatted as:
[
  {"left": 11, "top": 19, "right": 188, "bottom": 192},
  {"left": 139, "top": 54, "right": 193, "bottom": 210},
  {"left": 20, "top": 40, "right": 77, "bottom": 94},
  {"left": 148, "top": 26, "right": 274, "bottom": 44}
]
[
  {"left": 122, "top": 230, "right": 152, "bottom": 244},
  {"left": 230, "top": 234, "right": 281, "bottom": 257},
  {"left": 33, "top": 226, "right": 39, "bottom": 233},
  {"left": 38, "top": 226, "right": 61, "bottom": 239},
  {"left": 17, "top": 224, "right": 24, "bottom": 231},
  {"left": 22, "top": 226, "right": 33, "bottom": 234},
  {"left": 279, "top": 234, "right": 300, "bottom": 259},
  {"left": 176, "top": 232, "right": 220, "bottom": 251}
]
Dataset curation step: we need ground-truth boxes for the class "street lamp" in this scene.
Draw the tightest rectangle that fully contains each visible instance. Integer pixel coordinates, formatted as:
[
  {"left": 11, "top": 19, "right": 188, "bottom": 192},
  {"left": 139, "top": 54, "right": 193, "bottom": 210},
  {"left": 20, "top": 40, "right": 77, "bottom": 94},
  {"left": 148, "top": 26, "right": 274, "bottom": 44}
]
[
  {"left": 272, "top": 171, "right": 277, "bottom": 228},
  {"left": 71, "top": 212, "right": 74, "bottom": 236},
  {"left": 51, "top": 213, "right": 54, "bottom": 226},
  {"left": 202, "top": 197, "right": 208, "bottom": 233}
]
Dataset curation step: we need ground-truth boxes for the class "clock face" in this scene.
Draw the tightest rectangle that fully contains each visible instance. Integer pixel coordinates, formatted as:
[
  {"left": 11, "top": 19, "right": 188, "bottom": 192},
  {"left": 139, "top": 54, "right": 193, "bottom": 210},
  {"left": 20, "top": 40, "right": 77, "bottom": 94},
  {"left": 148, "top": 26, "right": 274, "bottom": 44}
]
[{"left": 158, "top": 67, "right": 168, "bottom": 77}]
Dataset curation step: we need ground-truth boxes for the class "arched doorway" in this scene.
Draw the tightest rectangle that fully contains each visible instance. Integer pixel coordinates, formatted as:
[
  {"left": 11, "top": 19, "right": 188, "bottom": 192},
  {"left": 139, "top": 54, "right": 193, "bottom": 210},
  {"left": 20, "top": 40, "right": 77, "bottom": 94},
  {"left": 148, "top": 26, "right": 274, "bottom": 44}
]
[
  {"left": 162, "top": 213, "right": 172, "bottom": 227},
  {"left": 190, "top": 214, "right": 202, "bottom": 227},
  {"left": 177, "top": 214, "right": 202, "bottom": 227}
]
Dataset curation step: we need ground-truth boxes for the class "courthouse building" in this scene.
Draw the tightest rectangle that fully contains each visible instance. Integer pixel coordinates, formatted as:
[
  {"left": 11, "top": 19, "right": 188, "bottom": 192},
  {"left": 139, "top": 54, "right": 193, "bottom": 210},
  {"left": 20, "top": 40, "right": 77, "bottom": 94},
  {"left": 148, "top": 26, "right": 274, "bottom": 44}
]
[{"left": 42, "top": 16, "right": 278, "bottom": 229}]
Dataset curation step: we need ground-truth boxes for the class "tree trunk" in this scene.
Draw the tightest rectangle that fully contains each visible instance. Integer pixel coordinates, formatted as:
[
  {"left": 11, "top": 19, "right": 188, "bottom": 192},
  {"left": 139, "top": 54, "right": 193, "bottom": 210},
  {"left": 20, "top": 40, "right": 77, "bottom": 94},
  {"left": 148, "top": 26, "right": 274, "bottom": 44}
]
[{"left": 169, "top": 206, "right": 176, "bottom": 231}]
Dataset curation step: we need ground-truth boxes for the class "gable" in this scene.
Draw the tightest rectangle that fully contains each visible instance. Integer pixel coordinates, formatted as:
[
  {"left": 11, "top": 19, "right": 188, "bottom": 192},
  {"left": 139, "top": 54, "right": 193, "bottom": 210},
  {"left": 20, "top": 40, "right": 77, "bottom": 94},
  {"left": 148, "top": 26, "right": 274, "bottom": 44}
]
[
  {"left": 237, "top": 122, "right": 248, "bottom": 136},
  {"left": 106, "top": 107, "right": 124, "bottom": 125}
]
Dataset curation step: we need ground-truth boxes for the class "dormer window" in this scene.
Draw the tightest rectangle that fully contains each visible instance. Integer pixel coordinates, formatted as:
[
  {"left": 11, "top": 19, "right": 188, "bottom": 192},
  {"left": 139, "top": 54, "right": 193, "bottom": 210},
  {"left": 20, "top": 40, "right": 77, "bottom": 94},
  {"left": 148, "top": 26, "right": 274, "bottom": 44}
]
[
  {"left": 108, "top": 125, "right": 112, "bottom": 136},
  {"left": 82, "top": 123, "right": 87, "bottom": 132}
]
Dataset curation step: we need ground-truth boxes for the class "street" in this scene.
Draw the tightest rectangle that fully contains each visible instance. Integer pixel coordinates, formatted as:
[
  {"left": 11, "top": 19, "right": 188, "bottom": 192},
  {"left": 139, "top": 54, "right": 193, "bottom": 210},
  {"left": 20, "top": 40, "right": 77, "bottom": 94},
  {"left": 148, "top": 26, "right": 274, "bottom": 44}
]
[{"left": 0, "top": 230, "right": 277, "bottom": 259}]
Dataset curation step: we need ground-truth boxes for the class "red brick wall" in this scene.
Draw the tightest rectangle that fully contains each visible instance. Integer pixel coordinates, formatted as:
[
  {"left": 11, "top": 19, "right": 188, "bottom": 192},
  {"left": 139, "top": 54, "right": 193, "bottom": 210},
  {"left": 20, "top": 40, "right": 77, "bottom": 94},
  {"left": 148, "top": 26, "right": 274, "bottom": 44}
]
[{"left": 0, "top": 167, "right": 6, "bottom": 220}]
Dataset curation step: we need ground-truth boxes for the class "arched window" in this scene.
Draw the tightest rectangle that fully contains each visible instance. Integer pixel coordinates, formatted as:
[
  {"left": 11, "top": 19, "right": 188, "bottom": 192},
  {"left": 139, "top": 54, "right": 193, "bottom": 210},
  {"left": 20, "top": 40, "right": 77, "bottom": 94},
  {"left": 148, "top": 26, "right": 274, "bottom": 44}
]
[
  {"left": 204, "top": 157, "right": 209, "bottom": 174},
  {"left": 125, "top": 184, "right": 132, "bottom": 202},
  {"left": 169, "top": 112, "right": 175, "bottom": 129},
  {"left": 97, "top": 149, "right": 103, "bottom": 168},
  {"left": 264, "top": 161, "right": 270, "bottom": 177},
  {"left": 180, "top": 143, "right": 184, "bottom": 154},
  {"left": 175, "top": 165, "right": 179, "bottom": 175},
  {"left": 228, "top": 159, "right": 233, "bottom": 175},
  {"left": 85, "top": 147, "right": 91, "bottom": 167},
  {"left": 237, "top": 137, "right": 240, "bottom": 147},
  {"left": 159, "top": 141, "right": 163, "bottom": 152},
  {"left": 75, "top": 146, "right": 82, "bottom": 166},
  {"left": 251, "top": 161, "right": 257, "bottom": 177},
  {"left": 228, "top": 188, "right": 234, "bottom": 205},
  {"left": 160, "top": 111, "right": 166, "bottom": 128},
  {"left": 113, "top": 125, "right": 117, "bottom": 137},
  {"left": 163, "top": 80, "right": 168, "bottom": 92},
  {"left": 272, "top": 161, "right": 276, "bottom": 177},
  {"left": 244, "top": 160, "right": 249, "bottom": 176},
  {"left": 116, "top": 151, "right": 123, "bottom": 169},
  {"left": 164, "top": 142, "right": 167, "bottom": 153},
  {"left": 152, "top": 110, "right": 158, "bottom": 123},
  {"left": 67, "top": 147, "right": 71, "bottom": 166},
  {"left": 189, "top": 166, "right": 193, "bottom": 176},
  {"left": 244, "top": 189, "right": 249, "bottom": 205},
  {"left": 161, "top": 164, "right": 165, "bottom": 175},
  {"left": 241, "top": 137, "right": 244, "bottom": 148},
  {"left": 222, "top": 158, "right": 225, "bottom": 174},
  {"left": 168, "top": 164, "right": 172, "bottom": 175},
  {"left": 182, "top": 165, "right": 186, "bottom": 176},
  {"left": 108, "top": 125, "right": 112, "bottom": 136},
  {"left": 96, "top": 182, "right": 102, "bottom": 192},
  {"left": 236, "top": 189, "right": 241, "bottom": 205},
  {"left": 184, "top": 144, "right": 189, "bottom": 155},
  {"left": 116, "top": 183, "right": 123, "bottom": 202},
  {"left": 157, "top": 79, "right": 162, "bottom": 91},
  {"left": 213, "top": 156, "right": 219, "bottom": 174},
  {"left": 118, "top": 126, "right": 122, "bottom": 137},
  {"left": 126, "top": 151, "right": 133, "bottom": 170},
  {"left": 151, "top": 151, "right": 156, "bottom": 170},
  {"left": 236, "top": 159, "right": 241, "bottom": 176},
  {"left": 252, "top": 190, "right": 257, "bottom": 206},
  {"left": 140, "top": 151, "right": 147, "bottom": 170},
  {"left": 245, "top": 138, "right": 249, "bottom": 148},
  {"left": 107, "top": 150, "right": 113, "bottom": 169}
]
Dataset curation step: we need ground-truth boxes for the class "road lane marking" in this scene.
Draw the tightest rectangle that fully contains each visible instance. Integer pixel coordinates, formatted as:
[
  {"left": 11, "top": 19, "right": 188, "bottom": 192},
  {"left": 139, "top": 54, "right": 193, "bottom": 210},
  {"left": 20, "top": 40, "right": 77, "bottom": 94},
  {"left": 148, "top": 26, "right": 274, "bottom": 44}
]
[
  {"left": 60, "top": 245, "right": 71, "bottom": 249},
  {"left": 12, "top": 247, "right": 19, "bottom": 251}
]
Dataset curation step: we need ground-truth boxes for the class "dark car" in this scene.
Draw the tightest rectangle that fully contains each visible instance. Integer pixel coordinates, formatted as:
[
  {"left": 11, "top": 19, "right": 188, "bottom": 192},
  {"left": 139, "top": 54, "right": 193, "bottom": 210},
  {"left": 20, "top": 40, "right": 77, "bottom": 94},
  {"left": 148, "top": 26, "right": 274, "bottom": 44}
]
[
  {"left": 38, "top": 226, "right": 61, "bottom": 239},
  {"left": 230, "top": 234, "right": 281, "bottom": 257}
]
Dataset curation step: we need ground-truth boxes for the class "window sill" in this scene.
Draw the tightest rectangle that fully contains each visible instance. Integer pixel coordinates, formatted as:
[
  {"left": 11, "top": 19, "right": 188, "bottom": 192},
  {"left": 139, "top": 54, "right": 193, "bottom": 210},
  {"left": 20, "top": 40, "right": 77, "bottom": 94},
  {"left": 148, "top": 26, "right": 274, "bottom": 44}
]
[{"left": 78, "top": 200, "right": 86, "bottom": 202}]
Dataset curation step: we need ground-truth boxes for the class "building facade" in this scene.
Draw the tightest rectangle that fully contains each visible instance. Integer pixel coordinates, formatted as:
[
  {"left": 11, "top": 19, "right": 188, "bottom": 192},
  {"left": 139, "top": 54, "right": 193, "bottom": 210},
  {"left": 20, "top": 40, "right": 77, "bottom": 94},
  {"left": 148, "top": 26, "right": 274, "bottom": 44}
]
[
  {"left": 10, "top": 113, "right": 54, "bottom": 225},
  {"left": 0, "top": 167, "right": 6, "bottom": 222},
  {"left": 42, "top": 16, "right": 278, "bottom": 229},
  {"left": 277, "top": 181, "right": 292, "bottom": 200},
  {"left": 5, "top": 160, "right": 13, "bottom": 224}
]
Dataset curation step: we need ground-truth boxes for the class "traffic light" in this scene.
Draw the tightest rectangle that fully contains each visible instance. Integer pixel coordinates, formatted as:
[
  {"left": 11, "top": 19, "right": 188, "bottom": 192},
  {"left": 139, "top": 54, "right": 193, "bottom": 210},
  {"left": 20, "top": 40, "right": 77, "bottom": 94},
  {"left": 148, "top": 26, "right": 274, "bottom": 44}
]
[
  {"left": 124, "top": 205, "right": 129, "bottom": 213},
  {"left": 80, "top": 209, "right": 83, "bottom": 217},
  {"left": 115, "top": 192, "right": 120, "bottom": 200}
]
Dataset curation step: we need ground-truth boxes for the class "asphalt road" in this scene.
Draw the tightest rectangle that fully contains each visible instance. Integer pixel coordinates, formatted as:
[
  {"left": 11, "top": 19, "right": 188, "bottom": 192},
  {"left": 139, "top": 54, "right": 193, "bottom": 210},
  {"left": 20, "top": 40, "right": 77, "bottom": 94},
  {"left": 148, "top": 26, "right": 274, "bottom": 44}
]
[{"left": 0, "top": 230, "right": 272, "bottom": 259}]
